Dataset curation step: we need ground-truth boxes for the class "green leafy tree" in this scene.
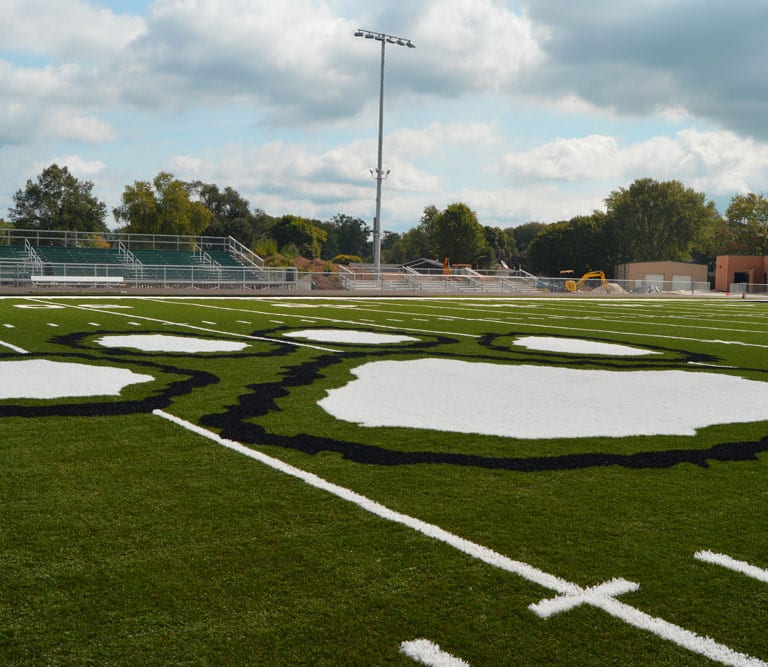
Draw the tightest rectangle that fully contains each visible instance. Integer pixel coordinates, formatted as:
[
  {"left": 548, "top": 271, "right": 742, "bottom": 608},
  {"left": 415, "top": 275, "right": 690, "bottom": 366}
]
[
  {"left": 113, "top": 172, "right": 212, "bottom": 236},
  {"left": 320, "top": 214, "right": 371, "bottom": 260},
  {"left": 9, "top": 164, "right": 107, "bottom": 232},
  {"left": 526, "top": 213, "right": 608, "bottom": 276},
  {"left": 193, "top": 183, "right": 268, "bottom": 247},
  {"left": 430, "top": 203, "right": 488, "bottom": 265},
  {"left": 483, "top": 226, "right": 518, "bottom": 267},
  {"left": 604, "top": 178, "right": 720, "bottom": 263},
  {"left": 380, "top": 231, "right": 404, "bottom": 264},
  {"left": 383, "top": 229, "right": 455, "bottom": 265},
  {"left": 511, "top": 222, "right": 546, "bottom": 261},
  {"left": 717, "top": 193, "right": 768, "bottom": 255},
  {"left": 270, "top": 215, "right": 327, "bottom": 258}
]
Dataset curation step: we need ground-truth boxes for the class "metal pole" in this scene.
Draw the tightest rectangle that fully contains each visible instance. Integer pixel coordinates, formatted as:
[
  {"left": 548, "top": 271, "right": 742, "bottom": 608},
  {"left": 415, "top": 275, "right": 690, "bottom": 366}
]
[
  {"left": 373, "top": 37, "right": 385, "bottom": 280},
  {"left": 354, "top": 29, "right": 414, "bottom": 284}
]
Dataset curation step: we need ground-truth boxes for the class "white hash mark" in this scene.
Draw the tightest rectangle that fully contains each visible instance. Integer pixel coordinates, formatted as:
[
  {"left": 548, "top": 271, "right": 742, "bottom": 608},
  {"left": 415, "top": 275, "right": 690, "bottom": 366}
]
[{"left": 400, "top": 639, "right": 470, "bottom": 666}]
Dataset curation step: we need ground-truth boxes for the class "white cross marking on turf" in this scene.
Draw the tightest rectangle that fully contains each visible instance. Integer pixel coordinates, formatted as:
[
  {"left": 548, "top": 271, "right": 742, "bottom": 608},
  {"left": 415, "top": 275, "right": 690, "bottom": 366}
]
[
  {"left": 155, "top": 410, "right": 768, "bottom": 667},
  {"left": 529, "top": 577, "right": 640, "bottom": 618}
]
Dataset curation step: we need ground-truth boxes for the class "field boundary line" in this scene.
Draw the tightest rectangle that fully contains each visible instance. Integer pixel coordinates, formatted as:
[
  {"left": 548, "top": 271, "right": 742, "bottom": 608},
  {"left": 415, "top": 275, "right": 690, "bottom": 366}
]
[
  {"left": 22, "top": 297, "right": 342, "bottom": 353},
  {"left": 153, "top": 409, "right": 766, "bottom": 667}
]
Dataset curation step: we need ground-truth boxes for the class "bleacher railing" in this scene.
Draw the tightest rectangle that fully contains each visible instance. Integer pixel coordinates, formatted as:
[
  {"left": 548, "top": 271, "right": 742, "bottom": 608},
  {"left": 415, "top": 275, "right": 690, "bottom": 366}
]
[{"left": 0, "top": 264, "right": 716, "bottom": 293}]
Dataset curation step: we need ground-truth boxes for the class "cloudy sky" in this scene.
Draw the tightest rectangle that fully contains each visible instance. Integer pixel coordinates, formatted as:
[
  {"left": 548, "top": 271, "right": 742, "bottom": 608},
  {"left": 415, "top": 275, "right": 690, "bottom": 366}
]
[{"left": 2, "top": 0, "right": 768, "bottom": 233}]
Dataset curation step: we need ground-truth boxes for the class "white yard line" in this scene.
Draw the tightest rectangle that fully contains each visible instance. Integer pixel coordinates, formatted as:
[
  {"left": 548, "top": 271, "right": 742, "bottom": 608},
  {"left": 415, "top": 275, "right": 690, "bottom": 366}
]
[
  {"left": 695, "top": 551, "right": 768, "bottom": 584},
  {"left": 0, "top": 339, "right": 28, "bottom": 354},
  {"left": 141, "top": 298, "right": 481, "bottom": 339},
  {"left": 22, "top": 298, "right": 342, "bottom": 353},
  {"left": 154, "top": 409, "right": 766, "bottom": 667},
  {"left": 252, "top": 299, "right": 768, "bottom": 350}
]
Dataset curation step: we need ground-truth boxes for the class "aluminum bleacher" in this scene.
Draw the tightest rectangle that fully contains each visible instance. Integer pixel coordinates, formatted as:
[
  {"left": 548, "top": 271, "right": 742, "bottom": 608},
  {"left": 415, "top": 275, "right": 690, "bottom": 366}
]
[{"left": 0, "top": 229, "right": 274, "bottom": 290}]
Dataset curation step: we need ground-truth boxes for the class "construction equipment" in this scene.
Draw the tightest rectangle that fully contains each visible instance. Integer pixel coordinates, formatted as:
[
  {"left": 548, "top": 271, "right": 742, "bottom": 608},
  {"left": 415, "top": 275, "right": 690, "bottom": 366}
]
[{"left": 565, "top": 270, "right": 609, "bottom": 292}]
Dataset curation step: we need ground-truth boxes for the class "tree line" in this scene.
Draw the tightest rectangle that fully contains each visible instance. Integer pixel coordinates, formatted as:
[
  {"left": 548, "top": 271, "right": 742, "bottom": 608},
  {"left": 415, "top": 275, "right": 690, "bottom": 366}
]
[{"left": 3, "top": 164, "right": 767, "bottom": 275}]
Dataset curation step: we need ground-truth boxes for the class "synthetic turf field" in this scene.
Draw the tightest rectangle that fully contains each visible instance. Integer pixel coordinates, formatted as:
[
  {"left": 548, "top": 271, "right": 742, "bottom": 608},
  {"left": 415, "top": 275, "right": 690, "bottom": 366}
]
[{"left": 1, "top": 295, "right": 767, "bottom": 666}]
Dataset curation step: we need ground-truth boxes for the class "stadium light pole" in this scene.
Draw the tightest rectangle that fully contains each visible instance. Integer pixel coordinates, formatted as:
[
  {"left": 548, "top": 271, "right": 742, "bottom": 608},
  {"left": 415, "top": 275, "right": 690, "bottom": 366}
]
[{"left": 354, "top": 28, "right": 415, "bottom": 280}]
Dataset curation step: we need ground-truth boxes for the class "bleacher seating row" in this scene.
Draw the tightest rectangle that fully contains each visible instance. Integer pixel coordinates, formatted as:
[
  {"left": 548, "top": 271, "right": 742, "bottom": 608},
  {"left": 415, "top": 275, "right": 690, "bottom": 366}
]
[{"left": 0, "top": 242, "right": 263, "bottom": 287}]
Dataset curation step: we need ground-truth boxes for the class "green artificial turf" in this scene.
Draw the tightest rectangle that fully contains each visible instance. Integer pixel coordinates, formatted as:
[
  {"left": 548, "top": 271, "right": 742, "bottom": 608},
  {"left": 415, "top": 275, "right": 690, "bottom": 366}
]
[{"left": 1, "top": 295, "right": 767, "bottom": 665}]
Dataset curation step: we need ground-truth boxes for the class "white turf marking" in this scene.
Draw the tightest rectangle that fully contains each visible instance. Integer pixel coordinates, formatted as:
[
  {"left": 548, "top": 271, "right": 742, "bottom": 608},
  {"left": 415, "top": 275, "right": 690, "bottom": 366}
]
[
  {"left": 47, "top": 322, "right": 59, "bottom": 327},
  {"left": 236, "top": 320, "right": 252, "bottom": 324},
  {"left": 530, "top": 578, "right": 639, "bottom": 618},
  {"left": 154, "top": 410, "right": 765, "bottom": 667},
  {"left": 284, "top": 329, "right": 418, "bottom": 345},
  {"left": 513, "top": 336, "right": 658, "bottom": 357},
  {"left": 0, "top": 339, "right": 28, "bottom": 354},
  {"left": 695, "top": 551, "right": 768, "bottom": 584},
  {"left": 23, "top": 298, "right": 342, "bottom": 353},
  {"left": 3, "top": 323, "right": 14, "bottom": 328},
  {"left": 96, "top": 334, "right": 248, "bottom": 353},
  {"left": 1, "top": 360, "right": 153, "bottom": 398},
  {"left": 400, "top": 639, "right": 470, "bottom": 666},
  {"left": 320, "top": 359, "right": 768, "bottom": 438},
  {"left": 141, "top": 298, "right": 480, "bottom": 340}
]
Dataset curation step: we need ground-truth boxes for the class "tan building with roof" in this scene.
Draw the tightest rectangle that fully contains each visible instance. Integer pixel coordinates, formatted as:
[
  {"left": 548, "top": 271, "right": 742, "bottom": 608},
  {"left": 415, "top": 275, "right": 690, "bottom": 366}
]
[{"left": 614, "top": 261, "right": 708, "bottom": 291}]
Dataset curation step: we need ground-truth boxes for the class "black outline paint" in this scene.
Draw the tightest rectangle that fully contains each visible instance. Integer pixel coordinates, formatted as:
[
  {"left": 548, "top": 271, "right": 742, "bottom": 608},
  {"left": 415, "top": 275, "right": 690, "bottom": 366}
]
[{"left": 4, "top": 327, "right": 768, "bottom": 472}]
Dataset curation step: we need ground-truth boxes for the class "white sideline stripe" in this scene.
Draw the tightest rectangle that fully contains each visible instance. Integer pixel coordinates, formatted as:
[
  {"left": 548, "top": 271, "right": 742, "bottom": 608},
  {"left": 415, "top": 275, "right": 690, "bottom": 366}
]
[
  {"left": 153, "top": 410, "right": 767, "bottom": 667},
  {"left": 695, "top": 551, "right": 768, "bottom": 584},
  {"left": 400, "top": 639, "right": 470, "bottom": 666},
  {"left": 23, "top": 298, "right": 342, "bottom": 353},
  {"left": 0, "top": 338, "right": 28, "bottom": 354},
  {"left": 153, "top": 410, "right": 573, "bottom": 593}
]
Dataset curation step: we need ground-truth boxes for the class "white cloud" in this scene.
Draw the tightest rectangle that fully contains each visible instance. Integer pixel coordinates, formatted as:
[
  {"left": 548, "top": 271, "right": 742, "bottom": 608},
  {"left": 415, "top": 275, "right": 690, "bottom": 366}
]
[
  {"left": 44, "top": 111, "right": 115, "bottom": 143},
  {"left": 3, "top": 0, "right": 768, "bottom": 233},
  {"left": 520, "top": 0, "right": 768, "bottom": 140},
  {"left": 497, "top": 128, "right": 768, "bottom": 197},
  {"left": 0, "top": 0, "right": 145, "bottom": 60},
  {"left": 409, "top": 0, "right": 544, "bottom": 93},
  {"left": 45, "top": 155, "right": 107, "bottom": 178},
  {"left": 499, "top": 135, "right": 620, "bottom": 181},
  {"left": 459, "top": 184, "right": 605, "bottom": 228},
  {"left": 389, "top": 121, "right": 498, "bottom": 157},
  {"left": 168, "top": 131, "right": 445, "bottom": 224}
]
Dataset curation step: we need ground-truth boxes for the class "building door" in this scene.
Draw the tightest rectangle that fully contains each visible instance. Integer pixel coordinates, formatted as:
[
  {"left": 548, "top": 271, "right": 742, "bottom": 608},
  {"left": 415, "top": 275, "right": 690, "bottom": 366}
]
[
  {"left": 644, "top": 273, "right": 664, "bottom": 290},
  {"left": 671, "top": 274, "right": 692, "bottom": 291}
]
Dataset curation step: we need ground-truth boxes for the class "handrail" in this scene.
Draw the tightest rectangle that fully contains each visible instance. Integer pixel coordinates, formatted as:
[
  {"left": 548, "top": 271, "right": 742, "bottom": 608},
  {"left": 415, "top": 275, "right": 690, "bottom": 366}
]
[
  {"left": 24, "top": 239, "right": 44, "bottom": 273},
  {"left": 225, "top": 236, "right": 264, "bottom": 268}
]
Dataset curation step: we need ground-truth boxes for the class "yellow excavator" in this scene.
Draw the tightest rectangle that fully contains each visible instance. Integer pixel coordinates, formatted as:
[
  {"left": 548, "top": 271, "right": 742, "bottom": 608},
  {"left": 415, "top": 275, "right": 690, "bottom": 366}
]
[{"left": 565, "top": 270, "right": 609, "bottom": 292}]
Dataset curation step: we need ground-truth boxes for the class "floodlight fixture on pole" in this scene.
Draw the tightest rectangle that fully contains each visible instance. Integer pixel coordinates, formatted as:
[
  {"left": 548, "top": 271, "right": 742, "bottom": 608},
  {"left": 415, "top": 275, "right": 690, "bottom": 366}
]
[{"left": 354, "top": 28, "right": 414, "bottom": 280}]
